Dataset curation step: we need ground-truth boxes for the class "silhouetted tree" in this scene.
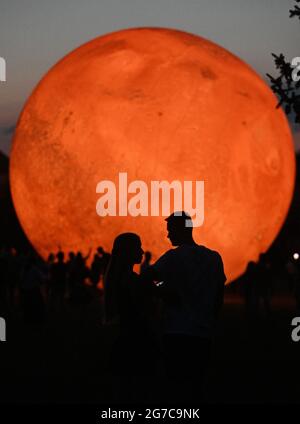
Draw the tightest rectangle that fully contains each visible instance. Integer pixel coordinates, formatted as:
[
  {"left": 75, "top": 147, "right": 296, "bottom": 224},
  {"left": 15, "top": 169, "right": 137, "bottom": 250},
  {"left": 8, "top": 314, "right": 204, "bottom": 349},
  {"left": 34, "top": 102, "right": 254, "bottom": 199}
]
[
  {"left": 290, "top": 0, "right": 300, "bottom": 20},
  {"left": 267, "top": 0, "right": 300, "bottom": 123}
]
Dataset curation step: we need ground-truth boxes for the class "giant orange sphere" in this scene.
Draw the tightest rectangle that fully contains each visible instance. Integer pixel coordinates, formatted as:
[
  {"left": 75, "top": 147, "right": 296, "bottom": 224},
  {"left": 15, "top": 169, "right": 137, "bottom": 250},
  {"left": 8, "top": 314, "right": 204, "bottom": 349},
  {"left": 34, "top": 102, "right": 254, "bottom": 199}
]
[{"left": 10, "top": 28, "right": 295, "bottom": 281}]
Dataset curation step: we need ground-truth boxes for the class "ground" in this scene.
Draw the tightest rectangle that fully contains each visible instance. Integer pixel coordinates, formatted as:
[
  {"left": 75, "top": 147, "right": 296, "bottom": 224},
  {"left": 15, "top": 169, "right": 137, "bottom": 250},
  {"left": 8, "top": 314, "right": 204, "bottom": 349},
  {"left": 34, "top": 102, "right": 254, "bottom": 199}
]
[{"left": 0, "top": 288, "right": 299, "bottom": 404}]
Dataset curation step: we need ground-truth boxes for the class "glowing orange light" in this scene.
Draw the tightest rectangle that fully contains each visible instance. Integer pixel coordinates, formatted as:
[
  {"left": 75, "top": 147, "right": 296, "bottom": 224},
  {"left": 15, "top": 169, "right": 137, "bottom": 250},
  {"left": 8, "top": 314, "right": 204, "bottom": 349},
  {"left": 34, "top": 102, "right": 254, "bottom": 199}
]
[{"left": 10, "top": 28, "right": 295, "bottom": 281}]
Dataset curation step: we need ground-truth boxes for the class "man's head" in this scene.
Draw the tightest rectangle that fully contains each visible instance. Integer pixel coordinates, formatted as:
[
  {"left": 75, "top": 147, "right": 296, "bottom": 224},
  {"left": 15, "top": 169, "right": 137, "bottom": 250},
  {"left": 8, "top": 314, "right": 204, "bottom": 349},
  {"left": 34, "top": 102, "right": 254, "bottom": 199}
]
[{"left": 165, "top": 211, "right": 194, "bottom": 246}]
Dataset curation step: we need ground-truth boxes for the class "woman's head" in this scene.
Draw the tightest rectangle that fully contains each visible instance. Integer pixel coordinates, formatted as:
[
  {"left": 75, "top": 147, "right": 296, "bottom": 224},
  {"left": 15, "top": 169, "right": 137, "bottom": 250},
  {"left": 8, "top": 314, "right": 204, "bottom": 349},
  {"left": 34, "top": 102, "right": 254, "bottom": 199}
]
[{"left": 111, "top": 232, "right": 144, "bottom": 266}]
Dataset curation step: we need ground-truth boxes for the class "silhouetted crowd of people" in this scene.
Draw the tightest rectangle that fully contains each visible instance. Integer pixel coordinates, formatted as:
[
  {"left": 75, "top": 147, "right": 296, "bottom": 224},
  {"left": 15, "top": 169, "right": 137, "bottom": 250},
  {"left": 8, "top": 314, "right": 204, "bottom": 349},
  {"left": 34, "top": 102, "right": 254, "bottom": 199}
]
[
  {"left": 240, "top": 252, "right": 300, "bottom": 317},
  {"left": 0, "top": 245, "right": 112, "bottom": 323},
  {"left": 1, "top": 243, "right": 298, "bottom": 325}
]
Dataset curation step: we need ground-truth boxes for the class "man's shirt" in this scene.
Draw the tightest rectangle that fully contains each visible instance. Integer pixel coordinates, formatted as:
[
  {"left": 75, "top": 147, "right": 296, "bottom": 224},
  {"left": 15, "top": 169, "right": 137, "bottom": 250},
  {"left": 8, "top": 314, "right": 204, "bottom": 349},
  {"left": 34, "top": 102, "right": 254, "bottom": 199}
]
[{"left": 152, "top": 244, "right": 226, "bottom": 338}]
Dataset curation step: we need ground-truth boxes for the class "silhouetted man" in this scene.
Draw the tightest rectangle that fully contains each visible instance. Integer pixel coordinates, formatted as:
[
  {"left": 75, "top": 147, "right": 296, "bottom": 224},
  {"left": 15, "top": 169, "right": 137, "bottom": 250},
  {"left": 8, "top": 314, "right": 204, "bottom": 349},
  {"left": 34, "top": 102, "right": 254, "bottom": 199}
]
[{"left": 143, "top": 211, "right": 226, "bottom": 402}]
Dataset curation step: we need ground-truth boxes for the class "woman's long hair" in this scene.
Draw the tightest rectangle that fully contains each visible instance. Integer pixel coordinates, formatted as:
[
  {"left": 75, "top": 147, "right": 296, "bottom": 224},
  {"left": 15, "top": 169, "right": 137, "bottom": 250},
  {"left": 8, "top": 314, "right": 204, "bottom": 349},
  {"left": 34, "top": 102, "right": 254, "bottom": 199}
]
[{"left": 103, "top": 233, "right": 141, "bottom": 324}]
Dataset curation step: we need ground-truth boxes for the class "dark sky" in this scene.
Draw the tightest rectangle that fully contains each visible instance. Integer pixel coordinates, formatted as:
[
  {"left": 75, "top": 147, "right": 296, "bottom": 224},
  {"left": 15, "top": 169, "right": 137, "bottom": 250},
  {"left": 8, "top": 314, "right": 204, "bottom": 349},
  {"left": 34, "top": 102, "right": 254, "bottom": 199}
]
[{"left": 0, "top": 0, "right": 299, "bottom": 154}]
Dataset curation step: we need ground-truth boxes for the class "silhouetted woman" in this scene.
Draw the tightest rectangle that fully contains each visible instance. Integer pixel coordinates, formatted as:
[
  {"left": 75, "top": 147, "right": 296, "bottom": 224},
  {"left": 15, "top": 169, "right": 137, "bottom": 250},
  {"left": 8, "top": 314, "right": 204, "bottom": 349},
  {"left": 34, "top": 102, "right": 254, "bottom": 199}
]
[{"left": 104, "top": 233, "right": 158, "bottom": 402}]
